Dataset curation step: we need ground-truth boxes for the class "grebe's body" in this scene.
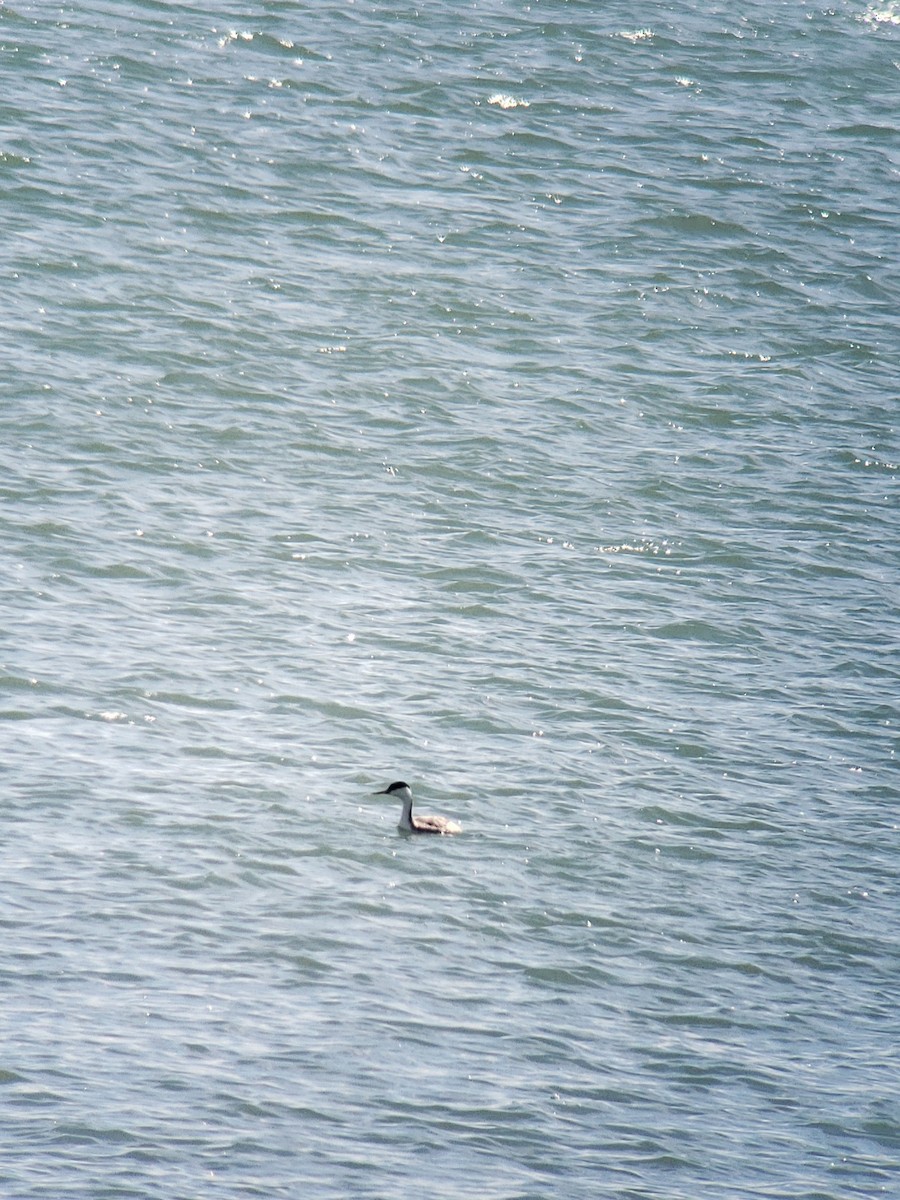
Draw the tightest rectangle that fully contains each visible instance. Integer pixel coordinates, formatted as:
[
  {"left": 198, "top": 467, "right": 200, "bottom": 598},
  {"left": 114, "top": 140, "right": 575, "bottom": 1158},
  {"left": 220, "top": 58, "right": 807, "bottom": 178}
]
[{"left": 375, "top": 781, "right": 462, "bottom": 835}]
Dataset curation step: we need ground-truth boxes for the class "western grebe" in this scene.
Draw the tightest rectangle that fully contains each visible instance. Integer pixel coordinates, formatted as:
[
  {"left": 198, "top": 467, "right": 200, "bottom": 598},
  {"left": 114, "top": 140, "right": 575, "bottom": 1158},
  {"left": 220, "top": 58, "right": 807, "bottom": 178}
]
[{"left": 374, "top": 781, "right": 462, "bottom": 836}]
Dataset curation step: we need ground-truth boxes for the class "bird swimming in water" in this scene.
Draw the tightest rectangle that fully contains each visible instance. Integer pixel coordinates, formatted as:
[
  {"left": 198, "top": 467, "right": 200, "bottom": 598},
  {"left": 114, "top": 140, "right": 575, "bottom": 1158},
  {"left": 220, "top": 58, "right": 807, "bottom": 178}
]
[{"left": 374, "top": 781, "right": 462, "bottom": 835}]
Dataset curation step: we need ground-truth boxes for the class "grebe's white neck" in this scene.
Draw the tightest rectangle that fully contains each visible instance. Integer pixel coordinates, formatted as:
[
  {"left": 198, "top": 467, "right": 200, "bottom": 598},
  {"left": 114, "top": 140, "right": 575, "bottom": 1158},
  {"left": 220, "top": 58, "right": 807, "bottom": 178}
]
[{"left": 396, "top": 786, "right": 415, "bottom": 833}]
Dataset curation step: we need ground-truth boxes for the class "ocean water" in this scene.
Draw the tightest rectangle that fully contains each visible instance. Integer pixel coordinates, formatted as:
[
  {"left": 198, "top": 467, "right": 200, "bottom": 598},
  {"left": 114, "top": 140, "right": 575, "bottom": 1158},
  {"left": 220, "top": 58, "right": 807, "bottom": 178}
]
[{"left": 1, "top": 0, "right": 898, "bottom": 1196}]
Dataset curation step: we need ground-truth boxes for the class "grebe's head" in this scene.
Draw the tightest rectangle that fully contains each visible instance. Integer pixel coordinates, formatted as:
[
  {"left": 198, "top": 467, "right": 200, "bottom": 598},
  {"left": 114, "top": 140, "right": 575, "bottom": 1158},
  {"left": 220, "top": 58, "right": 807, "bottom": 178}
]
[{"left": 374, "top": 781, "right": 411, "bottom": 796}]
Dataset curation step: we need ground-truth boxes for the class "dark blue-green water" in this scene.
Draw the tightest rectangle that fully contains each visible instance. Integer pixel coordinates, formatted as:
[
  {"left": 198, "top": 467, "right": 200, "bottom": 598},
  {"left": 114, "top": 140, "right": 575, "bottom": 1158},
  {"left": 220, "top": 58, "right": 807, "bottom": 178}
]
[{"left": 2, "top": 1, "right": 898, "bottom": 1197}]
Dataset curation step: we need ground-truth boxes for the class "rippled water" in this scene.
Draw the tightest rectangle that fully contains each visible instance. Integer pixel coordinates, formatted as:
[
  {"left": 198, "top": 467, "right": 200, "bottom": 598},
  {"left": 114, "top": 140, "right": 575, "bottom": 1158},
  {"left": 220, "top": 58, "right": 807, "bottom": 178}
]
[{"left": 2, "top": 1, "right": 898, "bottom": 1197}]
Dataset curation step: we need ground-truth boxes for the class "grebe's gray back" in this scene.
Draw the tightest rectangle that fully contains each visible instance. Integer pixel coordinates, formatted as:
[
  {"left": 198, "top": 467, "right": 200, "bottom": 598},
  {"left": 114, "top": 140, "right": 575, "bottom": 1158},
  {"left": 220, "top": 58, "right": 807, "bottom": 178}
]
[{"left": 374, "top": 781, "right": 462, "bottom": 836}]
